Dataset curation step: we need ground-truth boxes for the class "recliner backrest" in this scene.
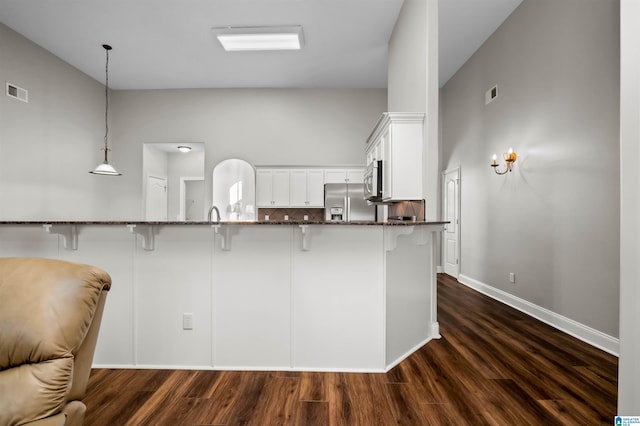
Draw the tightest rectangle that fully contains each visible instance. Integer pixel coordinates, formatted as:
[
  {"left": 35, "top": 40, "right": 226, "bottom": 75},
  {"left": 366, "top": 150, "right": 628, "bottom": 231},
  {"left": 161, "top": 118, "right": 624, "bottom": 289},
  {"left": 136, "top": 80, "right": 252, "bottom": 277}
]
[{"left": 0, "top": 257, "right": 111, "bottom": 426}]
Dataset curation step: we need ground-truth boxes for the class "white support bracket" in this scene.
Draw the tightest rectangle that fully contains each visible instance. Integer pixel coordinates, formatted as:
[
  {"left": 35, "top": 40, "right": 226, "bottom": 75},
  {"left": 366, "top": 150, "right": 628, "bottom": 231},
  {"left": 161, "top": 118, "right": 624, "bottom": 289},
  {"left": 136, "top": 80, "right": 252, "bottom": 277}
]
[
  {"left": 212, "top": 224, "right": 233, "bottom": 251},
  {"left": 299, "top": 225, "right": 311, "bottom": 251},
  {"left": 384, "top": 226, "right": 429, "bottom": 252},
  {"left": 127, "top": 224, "right": 155, "bottom": 251},
  {"left": 43, "top": 224, "right": 78, "bottom": 250}
]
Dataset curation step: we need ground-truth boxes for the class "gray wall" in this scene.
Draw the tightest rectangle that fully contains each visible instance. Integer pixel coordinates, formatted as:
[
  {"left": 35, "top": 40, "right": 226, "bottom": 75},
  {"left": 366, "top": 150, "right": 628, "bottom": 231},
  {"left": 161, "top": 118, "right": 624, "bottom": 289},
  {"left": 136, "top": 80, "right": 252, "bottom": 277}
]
[
  {"left": 0, "top": 23, "right": 386, "bottom": 220},
  {"left": 0, "top": 24, "right": 109, "bottom": 220},
  {"left": 111, "top": 88, "right": 386, "bottom": 219},
  {"left": 440, "top": 0, "right": 620, "bottom": 337}
]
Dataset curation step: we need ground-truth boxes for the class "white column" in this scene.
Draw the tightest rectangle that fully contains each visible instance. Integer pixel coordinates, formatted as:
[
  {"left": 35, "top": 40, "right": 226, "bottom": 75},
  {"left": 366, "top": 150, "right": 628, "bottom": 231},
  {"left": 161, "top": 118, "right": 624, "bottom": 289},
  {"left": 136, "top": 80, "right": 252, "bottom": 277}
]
[{"left": 618, "top": 0, "right": 640, "bottom": 414}]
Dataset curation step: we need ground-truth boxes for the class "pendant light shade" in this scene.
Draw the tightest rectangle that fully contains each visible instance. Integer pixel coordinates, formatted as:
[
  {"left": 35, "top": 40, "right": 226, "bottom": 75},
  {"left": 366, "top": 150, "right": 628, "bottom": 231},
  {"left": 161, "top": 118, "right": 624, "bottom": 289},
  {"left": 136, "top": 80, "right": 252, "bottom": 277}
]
[
  {"left": 90, "top": 161, "right": 121, "bottom": 176},
  {"left": 90, "top": 44, "right": 121, "bottom": 176}
]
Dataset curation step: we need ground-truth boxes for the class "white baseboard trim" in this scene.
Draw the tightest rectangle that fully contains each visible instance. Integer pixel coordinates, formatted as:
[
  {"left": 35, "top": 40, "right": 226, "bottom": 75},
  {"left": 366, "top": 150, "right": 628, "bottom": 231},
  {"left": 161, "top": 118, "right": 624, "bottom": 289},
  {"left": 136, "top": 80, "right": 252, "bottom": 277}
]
[
  {"left": 93, "top": 364, "right": 215, "bottom": 370},
  {"left": 431, "top": 321, "right": 441, "bottom": 339},
  {"left": 289, "top": 366, "right": 386, "bottom": 373},
  {"left": 457, "top": 274, "right": 619, "bottom": 356},
  {"left": 92, "top": 363, "right": 386, "bottom": 373},
  {"left": 436, "top": 265, "right": 444, "bottom": 273},
  {"left": 384, "top": 336, "right": 433, "bottom": 372}
]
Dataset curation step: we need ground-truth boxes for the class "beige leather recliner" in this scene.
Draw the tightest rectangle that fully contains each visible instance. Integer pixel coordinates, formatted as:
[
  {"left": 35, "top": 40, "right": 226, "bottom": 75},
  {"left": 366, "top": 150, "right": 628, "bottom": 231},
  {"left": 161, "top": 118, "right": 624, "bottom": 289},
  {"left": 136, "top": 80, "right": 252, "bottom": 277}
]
[{"left": 0, "top": 257, "right": 112, "bottom": 426}]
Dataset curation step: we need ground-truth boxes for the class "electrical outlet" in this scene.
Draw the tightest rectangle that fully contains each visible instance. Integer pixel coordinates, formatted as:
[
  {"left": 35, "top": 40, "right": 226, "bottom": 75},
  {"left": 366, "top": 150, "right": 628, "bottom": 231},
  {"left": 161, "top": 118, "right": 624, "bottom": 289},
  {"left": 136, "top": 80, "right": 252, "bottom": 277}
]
[
  {"left": 182, "top": 313, "right": 193, "bottom": 330},
  {"left": 509, "top": 273, "right": 516, "bottom": 283}
]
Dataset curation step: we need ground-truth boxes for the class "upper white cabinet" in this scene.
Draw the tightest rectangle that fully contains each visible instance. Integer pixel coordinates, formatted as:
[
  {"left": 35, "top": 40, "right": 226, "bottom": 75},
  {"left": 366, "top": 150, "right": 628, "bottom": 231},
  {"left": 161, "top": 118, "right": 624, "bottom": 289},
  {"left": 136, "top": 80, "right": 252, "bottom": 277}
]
[
  {"left": 290, "top": 169, "right": 324, "bottom": 207},
  {"left": 256, "top": 169, "right": 290, "bottom": 207},
  {"left": 257, "top": 166, "right": 365, "bottom": 208},
  {"left": 324, "top": 168, "right": 364, "bottom": 184},
  {"left": 366, "top": 112, "right": 425, "bottom": 201}
]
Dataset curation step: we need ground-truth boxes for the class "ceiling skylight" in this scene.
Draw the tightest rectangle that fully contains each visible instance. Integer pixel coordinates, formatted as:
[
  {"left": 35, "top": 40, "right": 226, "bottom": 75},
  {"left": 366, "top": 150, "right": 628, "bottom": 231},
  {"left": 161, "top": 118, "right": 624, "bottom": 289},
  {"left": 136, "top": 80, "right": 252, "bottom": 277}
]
[{"left": 213, "top": 26, "right": 304, "bottom": 51}]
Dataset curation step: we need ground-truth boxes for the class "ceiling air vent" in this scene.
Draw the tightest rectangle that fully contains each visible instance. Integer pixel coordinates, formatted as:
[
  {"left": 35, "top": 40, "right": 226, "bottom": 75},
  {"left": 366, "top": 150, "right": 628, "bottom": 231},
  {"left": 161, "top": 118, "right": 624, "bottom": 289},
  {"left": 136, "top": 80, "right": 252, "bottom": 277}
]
[{"left": 6, "top": 83, "right": 28, "bottom": 103}]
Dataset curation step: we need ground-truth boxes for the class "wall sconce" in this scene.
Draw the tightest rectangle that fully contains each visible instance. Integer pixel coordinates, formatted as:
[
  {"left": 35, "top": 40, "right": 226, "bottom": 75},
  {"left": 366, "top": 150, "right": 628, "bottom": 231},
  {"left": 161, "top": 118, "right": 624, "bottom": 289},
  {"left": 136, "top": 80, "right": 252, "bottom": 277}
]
[{"left": 491, "top": 148, "right": 517, "bottom": 175}]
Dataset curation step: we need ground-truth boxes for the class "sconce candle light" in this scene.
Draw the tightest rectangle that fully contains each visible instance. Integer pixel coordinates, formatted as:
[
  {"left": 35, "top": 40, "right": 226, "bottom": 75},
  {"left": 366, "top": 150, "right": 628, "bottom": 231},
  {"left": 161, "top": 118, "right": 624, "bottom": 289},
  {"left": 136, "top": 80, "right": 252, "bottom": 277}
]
[{"left": 491, "top": 147, "right": 517, "bottom": 175}]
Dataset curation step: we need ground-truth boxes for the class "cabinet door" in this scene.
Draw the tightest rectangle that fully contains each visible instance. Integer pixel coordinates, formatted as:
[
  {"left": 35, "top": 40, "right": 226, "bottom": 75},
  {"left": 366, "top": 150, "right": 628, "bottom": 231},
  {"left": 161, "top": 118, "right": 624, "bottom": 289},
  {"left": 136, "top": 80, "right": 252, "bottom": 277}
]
[
  {"left": 256, "top": 169, "right": 274, "bottom": 207},
  {"left": 272, "top": 169, "right": 291, "bottom": 207},
  {"left": 289, "top": 169, "right": 308, "bottom": 207},
  {"left": 324, "top": 169, "right": 347, "bottom": 184},
  {"left": 346, "top": 169, "right": 364, "bottom": 184},
  {"left": 307, "top": 169, "right": 325, "bottom": 207},
  {"left": 382, "top": 128, "right": 392, "bottom": 200}
]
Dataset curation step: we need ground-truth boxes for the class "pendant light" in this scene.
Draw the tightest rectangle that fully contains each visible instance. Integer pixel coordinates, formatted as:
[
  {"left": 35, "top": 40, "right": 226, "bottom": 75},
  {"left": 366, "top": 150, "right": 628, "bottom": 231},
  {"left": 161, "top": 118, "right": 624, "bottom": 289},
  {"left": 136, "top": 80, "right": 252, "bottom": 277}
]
[{"left": 90, "top": 44, "right": 121, "bottom": 176}]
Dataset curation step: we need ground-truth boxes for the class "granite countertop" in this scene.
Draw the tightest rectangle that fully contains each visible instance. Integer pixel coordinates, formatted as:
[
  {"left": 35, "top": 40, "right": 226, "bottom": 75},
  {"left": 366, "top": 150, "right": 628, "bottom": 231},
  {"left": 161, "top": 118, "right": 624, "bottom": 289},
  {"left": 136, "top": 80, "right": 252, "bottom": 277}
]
[{"left": 0, "top": 220, "right": 448, "bottom": 227}]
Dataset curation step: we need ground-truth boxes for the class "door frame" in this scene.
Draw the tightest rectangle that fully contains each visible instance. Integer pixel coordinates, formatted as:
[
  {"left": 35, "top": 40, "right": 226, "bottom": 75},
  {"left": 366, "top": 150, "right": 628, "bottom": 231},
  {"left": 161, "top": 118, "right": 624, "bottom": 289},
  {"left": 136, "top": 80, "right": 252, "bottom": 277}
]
[
  {"left": 179, "top": 176, "right": 205, "bottom": 221},
  {"left": 145, "top": 174, "right": 168, "bottom": 221},
  {"left": 441, "top": 166, "right": 461, "bottom": 278}
]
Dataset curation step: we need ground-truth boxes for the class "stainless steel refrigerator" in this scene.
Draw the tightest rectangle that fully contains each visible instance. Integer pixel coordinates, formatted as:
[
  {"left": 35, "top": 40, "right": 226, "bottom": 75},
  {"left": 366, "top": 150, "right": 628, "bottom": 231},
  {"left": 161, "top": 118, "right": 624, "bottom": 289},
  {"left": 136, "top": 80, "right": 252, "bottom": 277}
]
[{"left": 324, "top": 183, "right": 375, "bottom": 222}]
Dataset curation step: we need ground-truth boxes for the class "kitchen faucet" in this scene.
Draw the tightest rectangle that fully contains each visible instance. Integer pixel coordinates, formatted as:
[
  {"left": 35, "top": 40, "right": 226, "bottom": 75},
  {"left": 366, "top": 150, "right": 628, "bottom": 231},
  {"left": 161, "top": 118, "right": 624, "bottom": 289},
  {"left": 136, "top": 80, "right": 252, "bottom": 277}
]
[{"left": 208, "top": 205, "right": 221, "bottom": 223}]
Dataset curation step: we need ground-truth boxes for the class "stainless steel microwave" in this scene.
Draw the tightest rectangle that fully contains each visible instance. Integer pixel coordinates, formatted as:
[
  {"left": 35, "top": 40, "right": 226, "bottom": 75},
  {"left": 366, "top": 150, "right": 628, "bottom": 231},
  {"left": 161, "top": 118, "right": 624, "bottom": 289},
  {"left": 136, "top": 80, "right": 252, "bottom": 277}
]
[{"left": 364, "top": 160, "right": 382, "bottom": 202}]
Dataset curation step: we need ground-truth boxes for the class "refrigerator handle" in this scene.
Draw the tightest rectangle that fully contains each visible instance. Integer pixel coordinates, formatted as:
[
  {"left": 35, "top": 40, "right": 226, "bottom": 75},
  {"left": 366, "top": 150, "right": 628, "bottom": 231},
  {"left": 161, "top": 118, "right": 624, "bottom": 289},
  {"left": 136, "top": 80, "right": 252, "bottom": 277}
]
[{"left": 345, "top": 196, "right": 349, "bottom": 222}]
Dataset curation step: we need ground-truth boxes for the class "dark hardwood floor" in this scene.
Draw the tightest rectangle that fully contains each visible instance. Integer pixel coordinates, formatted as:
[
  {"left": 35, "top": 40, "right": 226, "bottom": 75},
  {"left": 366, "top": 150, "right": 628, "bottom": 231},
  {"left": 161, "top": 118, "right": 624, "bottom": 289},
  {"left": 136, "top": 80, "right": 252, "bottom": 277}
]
[{"left": 84, "top": 274, "right": 618, "bottom": 425}]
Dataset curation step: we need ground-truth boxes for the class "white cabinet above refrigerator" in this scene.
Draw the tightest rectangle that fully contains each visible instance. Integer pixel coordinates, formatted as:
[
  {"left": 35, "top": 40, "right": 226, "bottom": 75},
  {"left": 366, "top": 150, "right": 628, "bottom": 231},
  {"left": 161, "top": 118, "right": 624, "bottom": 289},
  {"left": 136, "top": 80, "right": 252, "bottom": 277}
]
[{"left": 365, "top": 112, "right": 425, "bottom": 202}]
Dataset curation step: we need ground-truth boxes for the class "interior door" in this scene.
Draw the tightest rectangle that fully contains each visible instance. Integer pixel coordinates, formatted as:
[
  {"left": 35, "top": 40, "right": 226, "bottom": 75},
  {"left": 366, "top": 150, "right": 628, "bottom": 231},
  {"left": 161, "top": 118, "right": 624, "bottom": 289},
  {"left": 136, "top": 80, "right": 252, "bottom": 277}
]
[
  {"left": 442, "top": 167, "right": 460, "bottom": 278},
  {"left": 146, "top": 175, "right": 167, "bottom": 221}
]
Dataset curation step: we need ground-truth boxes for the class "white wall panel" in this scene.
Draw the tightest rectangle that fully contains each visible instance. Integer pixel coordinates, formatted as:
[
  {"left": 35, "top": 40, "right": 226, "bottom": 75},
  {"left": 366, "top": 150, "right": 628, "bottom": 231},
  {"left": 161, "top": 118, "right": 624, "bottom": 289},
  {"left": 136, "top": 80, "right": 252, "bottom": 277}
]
[
  {"left": 58, "top": 226, "right": 136, "bottom": 366},
  {"left": 134, "top": 226, "right": 213, "bottom": 367},
  {"left": 618, "top": 0, "right": 640, "bottom": 413},
  {"left": 385, "top": 228, "right": 433, "bottom": 366},
  {"left": 0, "top": 225, "right": 58, "bottom": 258},
  {"left": 213, "top": 225, "right": 292, "bottom": 368},
  {"left": 0, "top": 224, "right": 441, "bottom": 371},
  {"left": 292, "top": 226, "right": 385, "bottom": 371}
]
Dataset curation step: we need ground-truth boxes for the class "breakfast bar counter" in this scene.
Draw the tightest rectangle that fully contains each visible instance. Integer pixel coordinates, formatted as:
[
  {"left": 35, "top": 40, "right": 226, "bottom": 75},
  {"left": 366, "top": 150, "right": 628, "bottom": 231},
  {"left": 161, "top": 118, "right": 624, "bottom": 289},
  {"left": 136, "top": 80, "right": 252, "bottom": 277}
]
[{"left": 0, "top": 221, "right": 445, "bottom": 372}]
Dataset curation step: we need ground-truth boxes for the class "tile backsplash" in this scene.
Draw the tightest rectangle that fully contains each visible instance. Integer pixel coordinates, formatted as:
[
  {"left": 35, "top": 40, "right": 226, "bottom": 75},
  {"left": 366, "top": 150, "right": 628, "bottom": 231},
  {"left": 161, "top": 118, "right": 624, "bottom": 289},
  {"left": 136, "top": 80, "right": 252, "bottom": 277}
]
[
  {"left": 258, "top": 200, "right": 425, "bottom": 222},
  {"left": 387, "top": 200, "right": 425, "bottom": 221},
  {"left": 257, "top": 208, "right": 324, "bottom": 222}
]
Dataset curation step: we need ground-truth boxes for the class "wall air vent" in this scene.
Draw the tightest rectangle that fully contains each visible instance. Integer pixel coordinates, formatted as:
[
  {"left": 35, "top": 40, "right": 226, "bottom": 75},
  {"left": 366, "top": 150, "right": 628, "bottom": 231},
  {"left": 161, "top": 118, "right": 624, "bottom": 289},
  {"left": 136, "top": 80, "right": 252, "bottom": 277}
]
[
  {"left": 6, "top": 83, "right": 28, "bottom": 103},
  {"left": 485, "top": 84, "right": 498, "bottom": 105}
]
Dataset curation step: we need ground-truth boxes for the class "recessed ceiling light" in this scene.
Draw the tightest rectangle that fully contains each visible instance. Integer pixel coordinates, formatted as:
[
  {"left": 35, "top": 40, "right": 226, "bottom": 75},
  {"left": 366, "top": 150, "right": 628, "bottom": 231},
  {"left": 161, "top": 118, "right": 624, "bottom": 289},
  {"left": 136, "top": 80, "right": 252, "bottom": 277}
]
[
  {"left": 177, "top": 146, "right": 192, "bottom": 153},
  {"left": 212, "top": 26, "right": 304, "bottom": 51}
]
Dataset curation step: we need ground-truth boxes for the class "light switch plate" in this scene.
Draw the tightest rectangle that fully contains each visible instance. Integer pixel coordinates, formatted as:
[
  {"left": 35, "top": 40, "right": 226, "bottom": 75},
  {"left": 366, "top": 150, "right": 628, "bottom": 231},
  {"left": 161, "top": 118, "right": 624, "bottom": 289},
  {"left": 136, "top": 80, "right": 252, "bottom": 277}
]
[{"left": 182, "top": 313, "right": 193, "bottom": 330}]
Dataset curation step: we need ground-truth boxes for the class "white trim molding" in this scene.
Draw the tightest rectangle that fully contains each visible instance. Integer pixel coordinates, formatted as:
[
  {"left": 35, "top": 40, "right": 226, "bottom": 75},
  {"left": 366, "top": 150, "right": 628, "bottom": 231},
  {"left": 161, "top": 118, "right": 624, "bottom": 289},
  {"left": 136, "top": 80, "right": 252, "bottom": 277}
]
[
  {"left": 458, "top": 274, "right": 619, "bottom": 356},
  {"left": 384, "top": 337, "right": 433, "bottom": 372}
]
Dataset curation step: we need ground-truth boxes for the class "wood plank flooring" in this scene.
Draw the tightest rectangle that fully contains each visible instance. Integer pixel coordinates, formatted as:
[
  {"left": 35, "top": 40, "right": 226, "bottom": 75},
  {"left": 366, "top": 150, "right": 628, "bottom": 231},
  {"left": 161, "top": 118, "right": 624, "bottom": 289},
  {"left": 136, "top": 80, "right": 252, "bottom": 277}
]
[{"left": 83, "top": 274, "right": 618, "bottom": 425}]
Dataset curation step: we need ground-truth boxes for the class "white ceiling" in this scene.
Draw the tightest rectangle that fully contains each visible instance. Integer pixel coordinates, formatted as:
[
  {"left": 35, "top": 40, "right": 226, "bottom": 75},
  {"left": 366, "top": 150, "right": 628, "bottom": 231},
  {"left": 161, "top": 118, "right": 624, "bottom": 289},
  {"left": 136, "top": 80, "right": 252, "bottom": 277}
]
[{"left": 0, "top": 0, "right": 522, "bottom": 90}]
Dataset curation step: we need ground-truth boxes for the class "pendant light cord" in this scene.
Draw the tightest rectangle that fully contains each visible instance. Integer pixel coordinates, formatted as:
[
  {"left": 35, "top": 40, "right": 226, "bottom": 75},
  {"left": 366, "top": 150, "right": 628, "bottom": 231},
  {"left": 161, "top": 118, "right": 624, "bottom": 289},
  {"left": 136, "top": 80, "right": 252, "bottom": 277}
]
[
  {"left": 89, "top": 43, "right": 121, "bottom": 175},
  {"left": 103, "top": 44, "right": 112, "bottom": 160}
]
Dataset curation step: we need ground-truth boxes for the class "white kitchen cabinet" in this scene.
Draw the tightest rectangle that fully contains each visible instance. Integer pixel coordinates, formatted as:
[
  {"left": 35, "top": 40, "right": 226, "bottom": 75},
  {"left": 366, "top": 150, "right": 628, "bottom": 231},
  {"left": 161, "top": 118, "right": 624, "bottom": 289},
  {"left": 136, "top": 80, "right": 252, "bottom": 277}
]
[
  {"left": 290, "top": 169, "right": 324, "bottom": 207},
  {"left": 347, "top": 168, "right": 365, "bottom": 183},
  {"left": 324, "top": 168, "right": 365, "bottom": 184},
  {"left": 257, "top": 166, "right": 365, "bottom": 208},
  {"left": 307, "top": 170, "right": 325, "bottom": 205},
  {"left": 256, "top": 168, "right": 290, "bottom": 207},
  {"left": 366, "top": 112, "right": 425, "bottom": 201}
]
